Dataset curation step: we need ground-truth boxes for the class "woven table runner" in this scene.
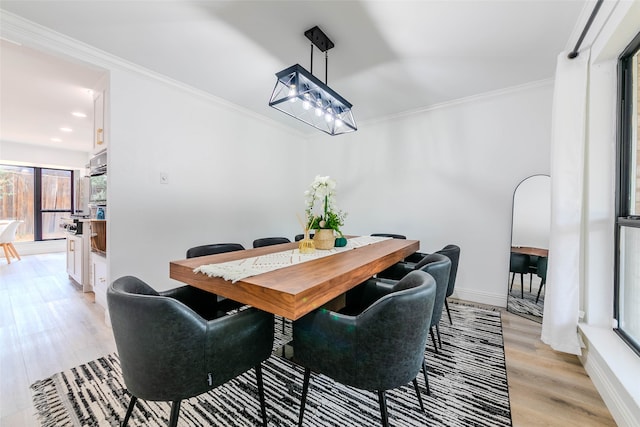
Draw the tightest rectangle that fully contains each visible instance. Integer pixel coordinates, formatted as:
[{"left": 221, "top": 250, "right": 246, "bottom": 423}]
[{"left": 194, "top": 235, "right": 390, "bottom": 283}]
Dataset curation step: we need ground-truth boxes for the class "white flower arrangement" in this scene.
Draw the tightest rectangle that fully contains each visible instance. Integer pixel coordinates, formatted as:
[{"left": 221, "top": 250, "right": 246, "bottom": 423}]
[{"left": 304, "top": 175, "right": 347, "bottom": 236}]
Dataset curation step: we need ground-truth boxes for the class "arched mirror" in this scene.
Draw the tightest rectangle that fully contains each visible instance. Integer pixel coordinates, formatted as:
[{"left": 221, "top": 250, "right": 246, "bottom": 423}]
[{"left": 508, "top": 175, "right": 550, "bottom": 323}]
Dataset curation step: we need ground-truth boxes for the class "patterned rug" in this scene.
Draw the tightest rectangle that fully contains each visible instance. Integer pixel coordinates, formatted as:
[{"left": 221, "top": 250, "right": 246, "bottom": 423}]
[
  {"left": 31, "top": 303, "right": 511, "bottom": 426},
  {"left": 507, "top": 279, "right": 544, "bottom": 322}
]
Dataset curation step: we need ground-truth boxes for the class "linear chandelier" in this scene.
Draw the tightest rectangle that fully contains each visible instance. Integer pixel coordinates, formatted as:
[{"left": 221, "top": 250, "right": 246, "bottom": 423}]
[{"left": 269, "top": 26, "right": 357, "bottom": 136}]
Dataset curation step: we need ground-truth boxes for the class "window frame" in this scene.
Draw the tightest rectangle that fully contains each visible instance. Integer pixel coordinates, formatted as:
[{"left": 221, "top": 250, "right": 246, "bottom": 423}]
[
  {"left": 614, "top": 30, "right": 640, "bottom": 356},
  {"left": 0, "top": 164, "right": 75, "bottom": 241}
]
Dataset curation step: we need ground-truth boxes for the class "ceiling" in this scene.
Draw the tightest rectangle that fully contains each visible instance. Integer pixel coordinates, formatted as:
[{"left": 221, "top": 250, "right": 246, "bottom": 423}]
[{"left": 0, "top": 1, "right": 589, "bottom": 151}]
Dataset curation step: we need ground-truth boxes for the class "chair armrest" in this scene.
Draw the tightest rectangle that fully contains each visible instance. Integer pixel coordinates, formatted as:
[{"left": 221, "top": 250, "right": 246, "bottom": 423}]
[{"left": 204, "top": 308, "right": 274, "bottom": 388}]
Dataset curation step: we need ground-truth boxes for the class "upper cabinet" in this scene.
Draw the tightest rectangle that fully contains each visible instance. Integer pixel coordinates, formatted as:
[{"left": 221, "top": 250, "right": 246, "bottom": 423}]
[{"left": 93, "top": 89, "right": 106, "bottom": 152}]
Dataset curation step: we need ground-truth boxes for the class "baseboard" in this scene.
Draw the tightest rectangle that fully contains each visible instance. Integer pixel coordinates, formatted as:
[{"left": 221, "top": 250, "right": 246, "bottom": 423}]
[
  {"left": 453, "top": 287, "right": 508, "bottom": 308},
  {"left": 578, "top": 324, "right": 640, "bottom": 426},
  {"left": 13, "top": 240, "right": 66, "bottom": 255}
]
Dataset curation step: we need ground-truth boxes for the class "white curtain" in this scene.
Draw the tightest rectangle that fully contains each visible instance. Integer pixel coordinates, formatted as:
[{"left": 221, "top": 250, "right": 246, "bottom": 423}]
[{"left": 541, "top": 50, "right": 590, "bottom": 355}]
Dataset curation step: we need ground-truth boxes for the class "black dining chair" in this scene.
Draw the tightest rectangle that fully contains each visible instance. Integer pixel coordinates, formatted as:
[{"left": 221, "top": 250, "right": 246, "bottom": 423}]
[
  {"left": 355, "top": 253, "right": 450, "bottom": 352},
  {"left": 253, "top": 237, "right": 291, "bottom": 248},
  {"left": 294, "top": 233, "right": 314, "bottom": 241},
  {"left": 294, "top": 270, "right": 437, "bottom": 427},
  {"left": 536, "top": 256, "right": 548, "bottom": 303},
  {"left": 107, "top": 276, "right": 274, "bottom": 427},
  {"left": 186, "top": 242, "right": 246, "bottom": 314},
  {"left": 528, "top": 254, "right": 539, "bottom": 292},
  {"left": 509, "top": 252, "right": 530, "bottom": 298},
  {"left": 435, "top": 245, "right": 461, "bottom": 325}
]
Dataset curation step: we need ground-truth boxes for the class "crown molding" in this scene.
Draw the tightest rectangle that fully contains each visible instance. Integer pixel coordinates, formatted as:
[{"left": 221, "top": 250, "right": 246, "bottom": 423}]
[{"left": 0, "top": 10, "right": 308, "bottom": 139}]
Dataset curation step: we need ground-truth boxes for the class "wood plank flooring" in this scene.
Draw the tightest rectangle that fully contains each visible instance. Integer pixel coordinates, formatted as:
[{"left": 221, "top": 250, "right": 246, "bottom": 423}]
[{"left": 0, "top": 253, "right": 616, "bottom": 426}]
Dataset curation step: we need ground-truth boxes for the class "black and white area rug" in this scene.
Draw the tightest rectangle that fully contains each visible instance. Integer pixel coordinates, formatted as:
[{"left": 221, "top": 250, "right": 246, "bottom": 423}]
[
  {"left": 31, "top": 303, "right": 511, "bottom": 426},
  {"left": 507, "top": 280, "right": 544, "bottom": 322}
]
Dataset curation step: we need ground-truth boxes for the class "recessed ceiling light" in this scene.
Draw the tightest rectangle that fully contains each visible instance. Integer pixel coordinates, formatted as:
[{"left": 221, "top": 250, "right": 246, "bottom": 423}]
[
  {"left": 51, "top": 138, "right": 62, "bottom": 142},
  {"left": 60, "top": 127, "right": 73, "bottom": 132},
  {"left": 71, "top": 112, "right": 87, "bottom": 118}
]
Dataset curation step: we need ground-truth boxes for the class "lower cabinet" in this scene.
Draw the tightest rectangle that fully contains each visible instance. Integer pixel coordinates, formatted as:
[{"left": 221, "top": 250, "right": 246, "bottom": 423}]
[
  {"left": 91, "top": 252, "right": 110, "bottom": 325},
  {"left": 66, "top": 234, "right": 90, "bottom": 290}
]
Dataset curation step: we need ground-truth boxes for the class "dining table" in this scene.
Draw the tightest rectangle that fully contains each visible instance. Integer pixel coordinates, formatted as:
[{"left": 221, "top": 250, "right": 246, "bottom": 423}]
[
  {"left": 169, "top": 236, "right": 419, "bottom": 320},
  {"left": 511, "top": 246, "right": 549, "bottom": 257}
]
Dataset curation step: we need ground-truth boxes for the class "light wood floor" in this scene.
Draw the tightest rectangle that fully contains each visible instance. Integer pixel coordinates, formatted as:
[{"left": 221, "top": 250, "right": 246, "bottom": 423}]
[{"left": 0, "top": 253, "right": 616, "bottom": 426}]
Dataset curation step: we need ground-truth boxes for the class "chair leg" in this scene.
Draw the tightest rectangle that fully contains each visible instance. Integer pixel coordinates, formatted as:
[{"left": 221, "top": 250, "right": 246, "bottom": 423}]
[
  {"left": 444, "top": 298, "right": 452, "bottom": 325},
  {"left": 435, "top": 323, "right": 442, "bottom": 349},
  {"left": 510, "top": 272, "right": 515, "bottom": 291},
  {"left": 9, "top": 243, "right": 20, "bottom": 260},
  {"left": 429, "top": 326, "right": 438, "bottom": 353},
  {"left": 168, "top": 400, "right": 181, "bottom": 427},
  {"left": 378, "top": 390, "right": 389, "bottom": 427},
  {"left": 2, "top": 244, "right": 11, "bottom": 264},
  {"left": 529, "top": 273, "right": 533, "bottom": 292},
  {"left": 422, "top": 358, "right": 431, "bottom": 396},
  {"left": 122, "top": 395, "right": 137, "bottom": 426},
  {"left": 536, "top": 279, "right": 545, "bottom": 303},
  {"left": 519, "top": 273, "right": 524, "bottom": 298},
  {"left": 255, "top": 364, "right": 268, "bottom": 427},
  {"left": 298, "top": 368, "right": 311, "bottom": 427},
  {"left": 412, "top": 378, "right": 425, "bottom": 412}
]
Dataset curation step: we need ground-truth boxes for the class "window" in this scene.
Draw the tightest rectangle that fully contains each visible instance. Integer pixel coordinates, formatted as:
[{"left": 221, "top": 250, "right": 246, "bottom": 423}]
[
  {"left": 615, "top": 31, "right": 640, "bottom": 355},
  {"left": 0, "top": 165, "right": 73, "bottom": 241}
]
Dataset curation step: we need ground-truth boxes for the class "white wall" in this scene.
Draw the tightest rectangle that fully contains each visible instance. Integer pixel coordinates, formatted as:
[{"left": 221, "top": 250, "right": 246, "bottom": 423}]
[
  {"left": 308, "top": 82, "right": 553, "bottom": 306},
  {"left": 107, "top": 69, "right": 310, "bottom": 290}
]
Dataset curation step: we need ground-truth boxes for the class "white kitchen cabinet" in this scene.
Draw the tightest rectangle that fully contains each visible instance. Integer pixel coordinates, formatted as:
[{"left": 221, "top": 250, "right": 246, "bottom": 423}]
[
  {"left": 66, "top": 234, "right": 91, "bottom": 291},
  {"left": 91, "top": 252, "right": 110, "bottom": 325}
]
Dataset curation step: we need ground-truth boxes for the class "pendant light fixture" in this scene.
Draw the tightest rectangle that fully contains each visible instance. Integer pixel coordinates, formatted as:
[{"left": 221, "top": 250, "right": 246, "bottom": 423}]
[{"left": 268, "top": 26, "right": 357, "bottom": 136}]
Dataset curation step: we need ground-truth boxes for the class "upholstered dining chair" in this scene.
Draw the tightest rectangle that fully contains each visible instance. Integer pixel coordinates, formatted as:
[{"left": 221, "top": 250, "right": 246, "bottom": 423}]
[
  {"left": 293, "top": 270, "right": 437, "bottom": 427},
  {"left": 352, "top": 253, "right": 450, "bottom": 352},
  {"left": 536, "top": 256, "right": 548, "bottom": 303},
  {"left": 294, "top": 233, "right": 314, "bottom": 241},
  {"left": 252, "top": 237, "right": 291, "bottom": 248},
  {"left": 107, "top": 276, "right": 274, "bottom": 427},
  {"left": 509, "top": 252, "right": 530, "bottom": 298},
  {"left": 186, "top": 242, "right": 246, "bottom": 314},
  {"left": 436, "top": 245, "right": 461, "bottom": 325},
  {"left": 528, "top": 255, "right": 539, "bottom": 292},
  {"left": 0, "top": 220, "right": 22, "bottom": 264},
  {"left": 370, "top": 233, "right": 406, "bottom": 239}
]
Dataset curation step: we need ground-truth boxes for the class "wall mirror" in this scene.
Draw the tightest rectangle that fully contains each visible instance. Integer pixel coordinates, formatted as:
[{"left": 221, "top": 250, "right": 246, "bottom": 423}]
[{"left": 508, "top": 174, "right": 550, "bottom": 323}]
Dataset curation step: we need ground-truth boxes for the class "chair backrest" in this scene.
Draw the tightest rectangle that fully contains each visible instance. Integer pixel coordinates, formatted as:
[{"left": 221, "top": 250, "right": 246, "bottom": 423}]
[
  {"left": 107, "top": 276, "right": 208, "bottom": 400},
  {"left": 107, "top": 276, "right": 275, "bottom": 402},
  {"left": 371, "top": 233, "right": 407, "bottom": 239},
  {"left": 536, "top": 256, "right": 548, "bottom": 280},
  {"left": 296, "top": 270, "right": 436, "bottom": 392},
  {"left": 252, "top": 237, "right": 290, "bottom": 248},
  {"left": 186, "top": 243, "right": 245, "bottom": 258},
  {"left": 414, "top": 253, "right": 451, "bottom": 326},
  {"left": 294, "top": 233, "right": 314, "bottom": 241},
  {"left": 437, "top": 244, "right": 460, "bottom": 297},
  {"left": 0, "top": 220, "right": 20, "bottom": 244},
  {"left": 510, "top": 253, "right": 530, "bottom": 274}
]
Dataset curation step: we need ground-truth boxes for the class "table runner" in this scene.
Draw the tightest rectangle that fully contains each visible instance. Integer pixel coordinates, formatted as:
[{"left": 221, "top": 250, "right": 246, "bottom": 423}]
[{"left": 194, "top": 235, "right": 390, "bottom": 283}]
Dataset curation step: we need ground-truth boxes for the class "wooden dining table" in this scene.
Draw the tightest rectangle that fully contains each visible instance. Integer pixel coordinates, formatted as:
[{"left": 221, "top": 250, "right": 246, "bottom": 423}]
[
  {"left": 511, "top": 246, "right": 549, "bottom": 257},
  {"left": 169, "top": 237, "right": 419, "bottom": 320}
]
